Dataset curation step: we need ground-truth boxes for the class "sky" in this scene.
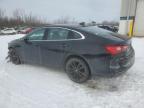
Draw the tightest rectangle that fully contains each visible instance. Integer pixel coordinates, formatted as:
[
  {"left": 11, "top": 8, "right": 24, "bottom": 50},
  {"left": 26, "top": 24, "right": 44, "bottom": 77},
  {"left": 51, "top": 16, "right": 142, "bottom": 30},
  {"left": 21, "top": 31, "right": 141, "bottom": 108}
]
[{"left": 0, "top": 0, "right": 121, "bottom": 22}]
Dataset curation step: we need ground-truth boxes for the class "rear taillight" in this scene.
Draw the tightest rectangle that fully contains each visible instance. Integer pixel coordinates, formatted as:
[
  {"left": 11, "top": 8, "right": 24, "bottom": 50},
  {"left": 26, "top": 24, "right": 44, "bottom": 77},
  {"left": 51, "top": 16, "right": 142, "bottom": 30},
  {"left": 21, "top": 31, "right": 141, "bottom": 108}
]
[{"left": 105, "top": 45, "right": 128, "bottom": 55}]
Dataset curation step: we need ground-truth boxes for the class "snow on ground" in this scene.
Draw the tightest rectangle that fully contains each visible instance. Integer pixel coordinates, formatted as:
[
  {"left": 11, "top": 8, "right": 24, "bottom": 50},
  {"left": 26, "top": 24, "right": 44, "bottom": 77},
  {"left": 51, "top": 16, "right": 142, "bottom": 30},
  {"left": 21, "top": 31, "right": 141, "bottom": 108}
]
[{"left": 0, "top": 34, "right": 144, "bottom": 108}]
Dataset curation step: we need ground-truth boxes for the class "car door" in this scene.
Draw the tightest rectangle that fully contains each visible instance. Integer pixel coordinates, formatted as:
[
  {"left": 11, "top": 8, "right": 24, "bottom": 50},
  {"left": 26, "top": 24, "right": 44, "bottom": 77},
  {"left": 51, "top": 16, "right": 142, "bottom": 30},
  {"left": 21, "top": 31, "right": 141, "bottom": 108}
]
[
  {"left": 21, "top": 28, "right": 46, "bottom": 64},
  {"left": 39, "top": 27, "right": 70, "bottom": 68}
]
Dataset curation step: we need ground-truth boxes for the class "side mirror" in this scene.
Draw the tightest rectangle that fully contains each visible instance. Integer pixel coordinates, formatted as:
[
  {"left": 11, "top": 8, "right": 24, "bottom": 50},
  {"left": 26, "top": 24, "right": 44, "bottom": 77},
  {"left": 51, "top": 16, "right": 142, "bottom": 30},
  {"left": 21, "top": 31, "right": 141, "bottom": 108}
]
[
  {"left": 24, "top": 38, "right": 28, "bottom": 42},
  {"left": 24, "top": 38, "right": 31, "bottom": 44}
]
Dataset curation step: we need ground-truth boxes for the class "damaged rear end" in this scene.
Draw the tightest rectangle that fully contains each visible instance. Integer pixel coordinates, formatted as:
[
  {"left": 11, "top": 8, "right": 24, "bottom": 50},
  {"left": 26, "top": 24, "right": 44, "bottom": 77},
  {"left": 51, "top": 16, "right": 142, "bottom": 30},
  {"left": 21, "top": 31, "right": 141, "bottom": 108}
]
[{"left": 104, "top": 33, "right": 135, "bottom": 76}]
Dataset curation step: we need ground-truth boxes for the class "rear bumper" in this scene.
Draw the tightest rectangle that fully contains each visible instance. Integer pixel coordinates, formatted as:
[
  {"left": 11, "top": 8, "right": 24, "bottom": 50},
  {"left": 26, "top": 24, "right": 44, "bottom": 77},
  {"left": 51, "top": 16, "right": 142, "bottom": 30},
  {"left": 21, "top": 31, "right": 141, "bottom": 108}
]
[
  {"left": 86, "top": 48, "right": 135, "bottom": 77},
  {"left": 109, "top": 51, "right": 135, "bottom": 76}
]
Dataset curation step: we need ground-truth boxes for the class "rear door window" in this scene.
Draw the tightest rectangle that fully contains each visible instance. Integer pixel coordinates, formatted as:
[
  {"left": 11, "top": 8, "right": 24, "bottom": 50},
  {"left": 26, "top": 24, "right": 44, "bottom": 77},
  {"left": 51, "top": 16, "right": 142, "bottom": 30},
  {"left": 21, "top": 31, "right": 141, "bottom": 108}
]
[{"left": 46, "top": 28, "right": 69, "bottom": 40}]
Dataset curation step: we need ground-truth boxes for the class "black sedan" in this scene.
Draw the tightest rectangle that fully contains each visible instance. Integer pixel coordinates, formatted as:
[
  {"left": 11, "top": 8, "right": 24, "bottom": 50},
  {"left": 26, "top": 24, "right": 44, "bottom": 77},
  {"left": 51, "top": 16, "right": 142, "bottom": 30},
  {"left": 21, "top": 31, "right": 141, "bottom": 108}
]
[{"left": 8, "top": 25, "right": 135, "bottom": 83}]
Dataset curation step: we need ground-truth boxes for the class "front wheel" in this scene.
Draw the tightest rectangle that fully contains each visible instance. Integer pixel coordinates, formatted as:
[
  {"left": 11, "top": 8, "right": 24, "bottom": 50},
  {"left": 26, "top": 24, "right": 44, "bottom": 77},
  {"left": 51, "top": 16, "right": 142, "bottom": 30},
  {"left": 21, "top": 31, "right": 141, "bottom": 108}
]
[
  {"left": 65, "top": 58, "right": 90, "bottom": 83},
  {"left": 8, "top": 48, "right": 21, "bottom": 65}
]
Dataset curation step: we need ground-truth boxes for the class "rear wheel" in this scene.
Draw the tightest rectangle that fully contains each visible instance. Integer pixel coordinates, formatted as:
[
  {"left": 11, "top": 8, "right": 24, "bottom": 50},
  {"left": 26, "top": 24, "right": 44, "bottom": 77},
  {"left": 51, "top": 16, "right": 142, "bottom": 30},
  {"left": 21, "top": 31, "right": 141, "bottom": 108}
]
[
  {"left": 65, "top": 58, "right": 90, "bottom": 83},
  {"left": 8, "top": 48, "right": 21, "bottom": 65}
]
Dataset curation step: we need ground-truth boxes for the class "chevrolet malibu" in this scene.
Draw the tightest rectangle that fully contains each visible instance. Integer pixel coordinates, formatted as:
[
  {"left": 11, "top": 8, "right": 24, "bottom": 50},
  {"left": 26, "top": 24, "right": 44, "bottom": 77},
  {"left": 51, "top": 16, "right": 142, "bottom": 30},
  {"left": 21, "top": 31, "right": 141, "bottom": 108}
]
[{"left": 8, "top": 25, "right": 135, "bottom": 83}]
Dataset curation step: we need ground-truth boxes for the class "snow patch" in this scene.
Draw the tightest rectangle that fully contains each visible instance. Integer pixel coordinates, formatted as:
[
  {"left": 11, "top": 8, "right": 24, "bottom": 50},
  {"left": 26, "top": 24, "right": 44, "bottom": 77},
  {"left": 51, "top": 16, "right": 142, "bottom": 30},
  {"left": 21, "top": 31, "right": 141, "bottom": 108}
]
[{"left": 0, "top": 35, "right": 144, "bottom": 108}]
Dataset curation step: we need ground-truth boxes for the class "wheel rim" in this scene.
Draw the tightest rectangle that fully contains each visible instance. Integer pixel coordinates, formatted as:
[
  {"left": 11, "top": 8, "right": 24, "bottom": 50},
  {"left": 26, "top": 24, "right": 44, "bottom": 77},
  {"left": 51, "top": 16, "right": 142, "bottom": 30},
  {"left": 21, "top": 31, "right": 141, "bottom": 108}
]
[
  {"left": 67, "top": 60, "right": 88, "bottom": 82},
  {"left": 9, "top": 50, "right": 20, "bottom": 64}
]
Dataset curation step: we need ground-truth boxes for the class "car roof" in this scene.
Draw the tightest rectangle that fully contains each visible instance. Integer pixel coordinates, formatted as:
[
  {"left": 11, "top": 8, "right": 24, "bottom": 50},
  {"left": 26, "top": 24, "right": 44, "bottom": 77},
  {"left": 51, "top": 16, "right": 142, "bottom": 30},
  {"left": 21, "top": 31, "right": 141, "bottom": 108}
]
[
  {"left": 36, "top": 24, "right": 99, "bottom": 32},
  {"left": 44, "top": 24, "right": 82, "bottom": 29}
]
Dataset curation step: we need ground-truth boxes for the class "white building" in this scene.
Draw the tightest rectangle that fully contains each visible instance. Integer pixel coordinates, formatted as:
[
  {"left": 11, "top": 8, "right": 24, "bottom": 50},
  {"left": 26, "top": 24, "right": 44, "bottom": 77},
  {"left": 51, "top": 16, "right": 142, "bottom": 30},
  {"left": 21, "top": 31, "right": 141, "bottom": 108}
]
[{"left": 119, "top": 0, "right": 144, "bottom": 37}]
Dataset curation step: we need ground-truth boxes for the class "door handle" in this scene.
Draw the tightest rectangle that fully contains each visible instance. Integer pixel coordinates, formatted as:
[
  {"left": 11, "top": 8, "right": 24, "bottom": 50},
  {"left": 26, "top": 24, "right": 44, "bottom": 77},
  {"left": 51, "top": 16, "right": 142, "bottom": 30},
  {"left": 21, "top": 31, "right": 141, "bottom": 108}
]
[
  {"left": 62, "top": 43, "right": 68, "bottom": 47},
  {"left": 15, "top": 45, "right": 21, "bottom": 48},
  {"left": 34, "top": 44, "right": 39, "bottom": 47}
]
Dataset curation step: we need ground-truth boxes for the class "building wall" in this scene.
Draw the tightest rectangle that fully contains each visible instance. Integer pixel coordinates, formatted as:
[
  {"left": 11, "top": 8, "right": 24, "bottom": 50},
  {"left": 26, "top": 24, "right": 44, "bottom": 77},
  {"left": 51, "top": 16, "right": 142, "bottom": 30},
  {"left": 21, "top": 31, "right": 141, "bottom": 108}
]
[
  {"left": 120, "top": 0, "right": 136, "bottom": 17},
  {"left": 119, "top": 0, "right": 144, "bottom": 36},
  {"left": 133, "top": 0, "right": 144, "bottom": 36}
]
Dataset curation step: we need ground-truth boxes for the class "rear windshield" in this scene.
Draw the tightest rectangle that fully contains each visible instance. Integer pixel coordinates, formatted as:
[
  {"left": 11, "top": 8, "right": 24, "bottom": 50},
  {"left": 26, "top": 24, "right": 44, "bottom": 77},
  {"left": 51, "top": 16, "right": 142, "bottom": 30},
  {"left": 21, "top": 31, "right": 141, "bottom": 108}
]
[
  {"left": 80, "top": 26, "right": 112, "bottom": 35},
  {"left": 80, "top": 26, "right": 129, "bottom": 40}
]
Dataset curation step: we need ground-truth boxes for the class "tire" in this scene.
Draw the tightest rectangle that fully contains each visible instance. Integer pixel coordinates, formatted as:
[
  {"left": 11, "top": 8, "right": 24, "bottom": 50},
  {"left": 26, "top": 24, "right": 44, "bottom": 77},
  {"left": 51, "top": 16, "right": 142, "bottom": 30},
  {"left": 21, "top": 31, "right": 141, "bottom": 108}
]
[
  {"left": 65, "top": 58, "right": 90, "bottom": 83},
  {"left": 8, "top": 48, "right": 21, "bottom": 65}
]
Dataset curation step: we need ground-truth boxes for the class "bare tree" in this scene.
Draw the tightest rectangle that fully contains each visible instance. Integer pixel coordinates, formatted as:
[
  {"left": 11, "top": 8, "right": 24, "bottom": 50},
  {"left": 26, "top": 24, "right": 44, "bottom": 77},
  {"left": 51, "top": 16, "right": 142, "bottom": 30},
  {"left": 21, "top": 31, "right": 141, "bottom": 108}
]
[
  {"left": 53, "top": 16, "right": 77, "bottom": 24},
  {"left": 0, "top": 8, "right": 78, "bottom": 28},
  {"left": 0, "top": 8, "right": 4, "bottom": 18},
  {"left": 0, "top": 8, "right": 5, "bottom": 27}
]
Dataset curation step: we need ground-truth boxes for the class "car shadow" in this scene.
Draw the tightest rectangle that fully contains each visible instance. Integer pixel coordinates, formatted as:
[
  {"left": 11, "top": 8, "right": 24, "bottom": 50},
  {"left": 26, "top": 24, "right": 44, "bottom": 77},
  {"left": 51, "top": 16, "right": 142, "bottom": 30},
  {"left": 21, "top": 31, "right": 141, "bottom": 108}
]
[{"left": 81, "top": 72, "right": 131, "bottom": 92}]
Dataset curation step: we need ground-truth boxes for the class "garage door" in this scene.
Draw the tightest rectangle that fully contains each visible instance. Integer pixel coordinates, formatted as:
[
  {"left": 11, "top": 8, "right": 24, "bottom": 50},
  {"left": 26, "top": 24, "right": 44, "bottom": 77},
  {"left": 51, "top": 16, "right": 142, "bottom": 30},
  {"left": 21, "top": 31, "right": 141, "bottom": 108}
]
[{"left": 133, "top": 0, "right": 144, "bottom": 36}]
